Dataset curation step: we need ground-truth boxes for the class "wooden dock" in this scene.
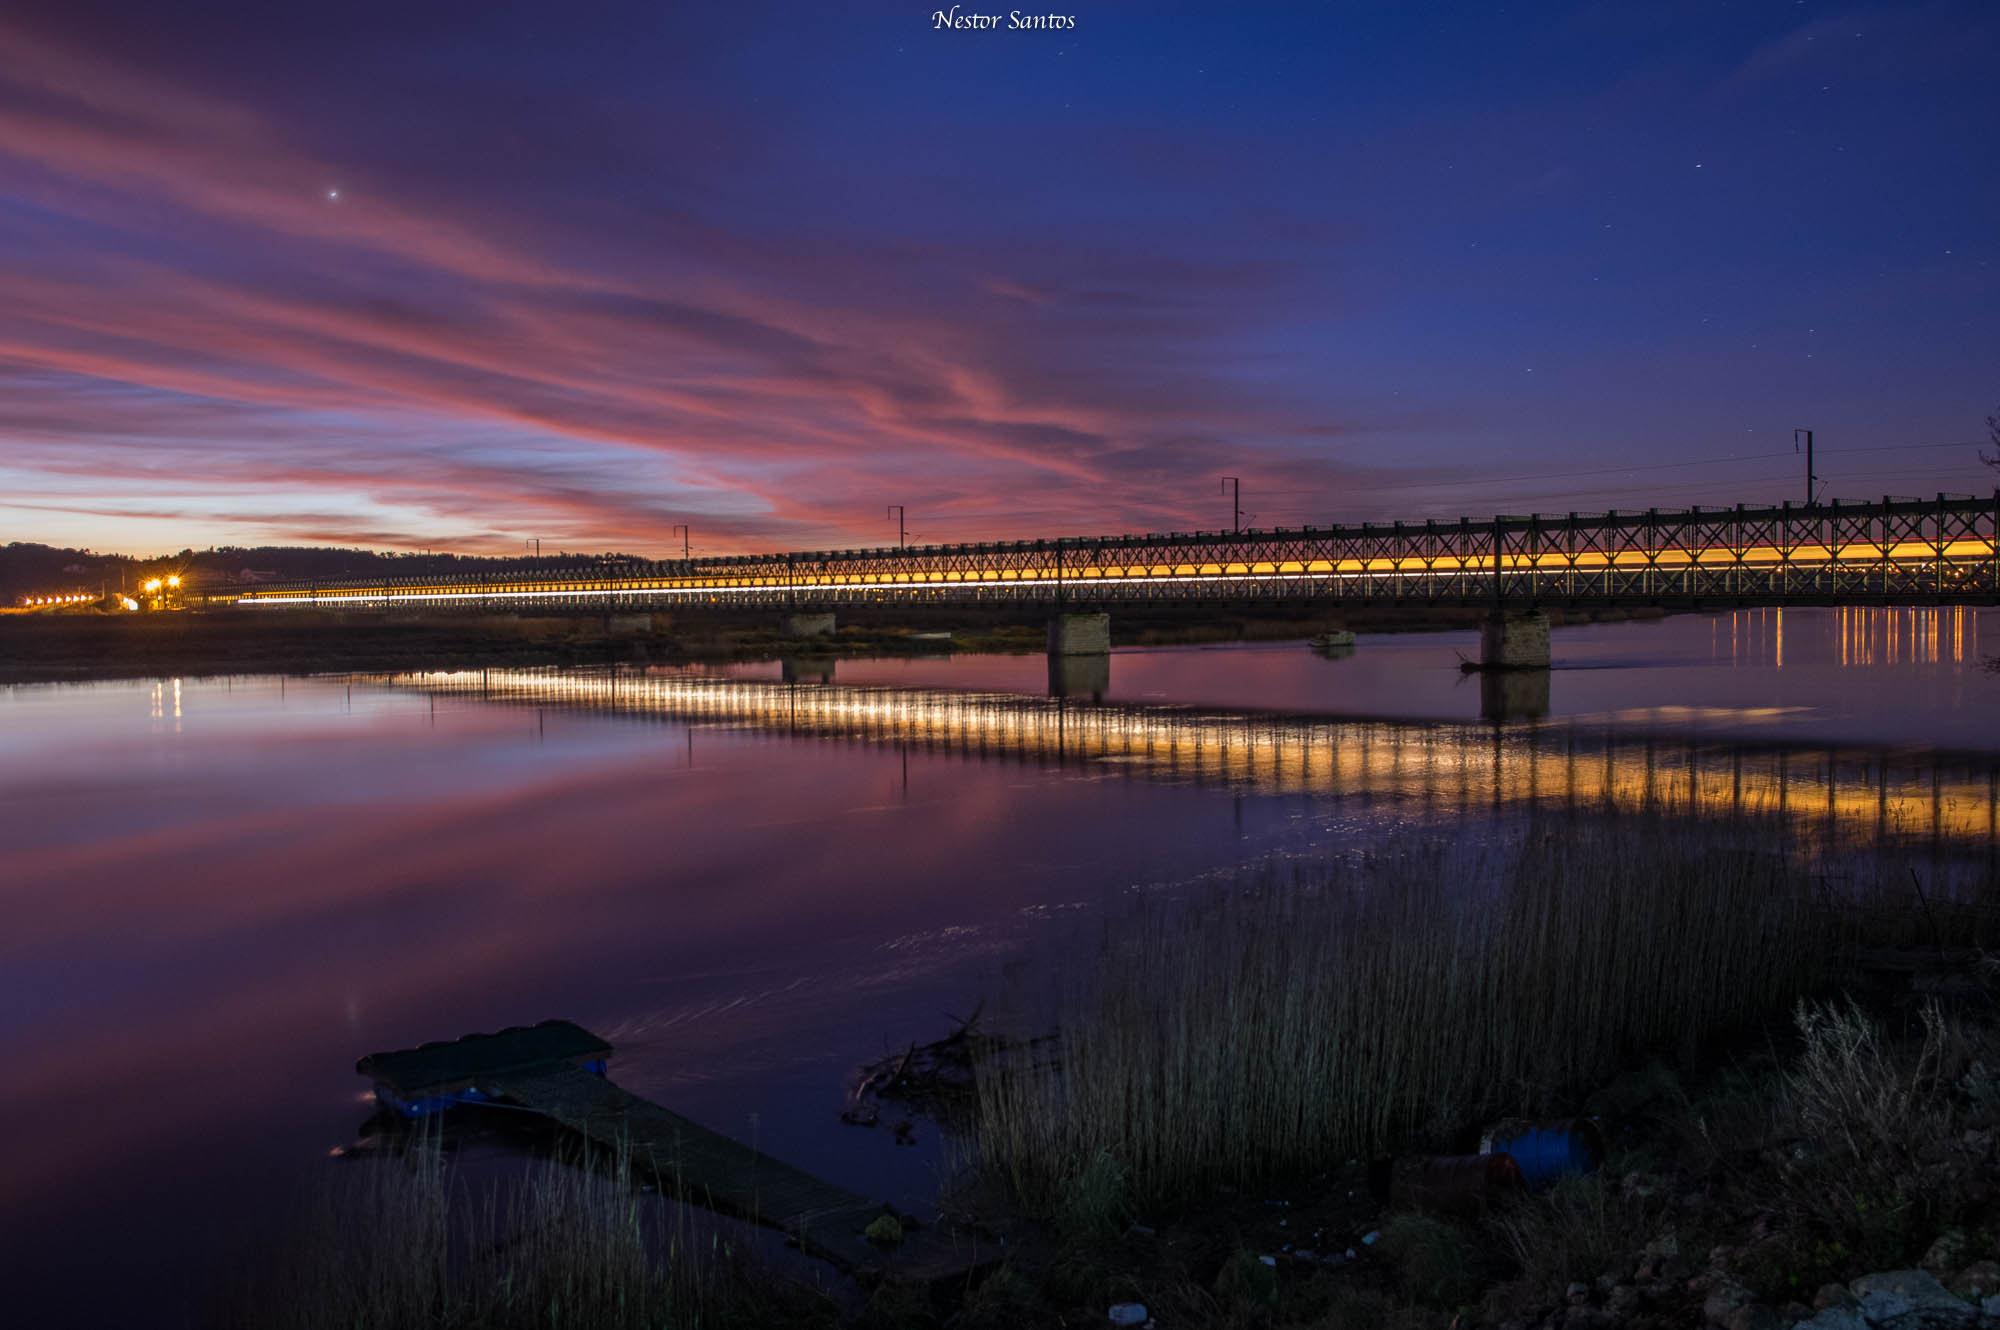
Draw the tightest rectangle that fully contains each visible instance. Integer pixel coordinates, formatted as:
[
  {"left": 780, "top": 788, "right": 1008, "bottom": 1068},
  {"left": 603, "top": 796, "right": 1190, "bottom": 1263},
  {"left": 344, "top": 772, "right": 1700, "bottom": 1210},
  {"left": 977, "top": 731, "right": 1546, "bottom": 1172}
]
[{"left": 358, "top": 1021, "right": 991, "bottom": 1282}]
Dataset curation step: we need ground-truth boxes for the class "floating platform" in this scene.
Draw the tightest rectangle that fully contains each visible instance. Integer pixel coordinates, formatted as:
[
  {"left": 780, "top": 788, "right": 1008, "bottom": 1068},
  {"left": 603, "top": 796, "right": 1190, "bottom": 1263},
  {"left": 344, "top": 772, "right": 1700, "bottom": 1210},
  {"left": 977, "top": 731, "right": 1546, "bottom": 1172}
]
[
  {"left": 358, "top": 1019, "right": 610, "bottom": 1116},
  {"left": 357, "top": 1020, "right": 990, "bottom": 1281}
]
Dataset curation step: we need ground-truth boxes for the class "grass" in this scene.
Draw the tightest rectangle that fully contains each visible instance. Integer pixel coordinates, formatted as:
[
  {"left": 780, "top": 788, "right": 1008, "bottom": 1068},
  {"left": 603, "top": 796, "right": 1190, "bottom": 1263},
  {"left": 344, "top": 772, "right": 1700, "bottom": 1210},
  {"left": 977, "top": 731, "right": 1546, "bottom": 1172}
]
[
  {"left": 1377, "top": 1213, "right": 1482, "bottom": 1306},
  {"left": 1788, "top": 995, "right": 1950, "bottom": 1162},
  {"left": 1730, "top": 993, "right": 1996, "bottom": 1288},
  {"left": 1489, "top": 1169, "right": 1665, "bottom": 1302},
  {"left": 220, "top": 1133, "right": 838, "bottom": 1330},
  {"left": 973, "top": 809, "right": 1852, "bottom": 1212}
]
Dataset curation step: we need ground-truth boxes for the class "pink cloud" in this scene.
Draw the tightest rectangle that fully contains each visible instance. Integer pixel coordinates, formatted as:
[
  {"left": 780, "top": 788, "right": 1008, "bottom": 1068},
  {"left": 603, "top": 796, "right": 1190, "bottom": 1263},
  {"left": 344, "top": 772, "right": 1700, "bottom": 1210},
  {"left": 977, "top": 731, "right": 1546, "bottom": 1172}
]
[{"left": 0, "top": 18, "right": 1399, "bottom": 555}]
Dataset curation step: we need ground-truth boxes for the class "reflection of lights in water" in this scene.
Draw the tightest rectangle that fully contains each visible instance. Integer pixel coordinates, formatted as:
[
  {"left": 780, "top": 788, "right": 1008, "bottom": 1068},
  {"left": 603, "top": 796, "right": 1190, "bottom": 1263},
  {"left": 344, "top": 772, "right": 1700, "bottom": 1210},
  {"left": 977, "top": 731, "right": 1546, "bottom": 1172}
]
[{"left": 377, "top": 668, "right": 2000, "bottom": 846}]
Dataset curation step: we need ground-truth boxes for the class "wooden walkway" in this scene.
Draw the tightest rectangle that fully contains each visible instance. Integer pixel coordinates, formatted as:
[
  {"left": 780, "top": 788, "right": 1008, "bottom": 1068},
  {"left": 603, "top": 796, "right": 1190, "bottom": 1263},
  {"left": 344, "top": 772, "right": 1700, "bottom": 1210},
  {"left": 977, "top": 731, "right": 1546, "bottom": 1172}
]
[{"left": 359, "top": 1023, "right": 991, "bottom": 1282}]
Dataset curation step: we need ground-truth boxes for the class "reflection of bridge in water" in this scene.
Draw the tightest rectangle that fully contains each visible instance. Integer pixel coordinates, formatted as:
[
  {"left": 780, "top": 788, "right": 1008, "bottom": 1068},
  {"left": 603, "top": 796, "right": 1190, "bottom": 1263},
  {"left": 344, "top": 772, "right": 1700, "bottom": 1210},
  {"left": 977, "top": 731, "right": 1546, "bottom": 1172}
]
[{"left": 383, "top": 668, "right": 2000, "bottom": 849}]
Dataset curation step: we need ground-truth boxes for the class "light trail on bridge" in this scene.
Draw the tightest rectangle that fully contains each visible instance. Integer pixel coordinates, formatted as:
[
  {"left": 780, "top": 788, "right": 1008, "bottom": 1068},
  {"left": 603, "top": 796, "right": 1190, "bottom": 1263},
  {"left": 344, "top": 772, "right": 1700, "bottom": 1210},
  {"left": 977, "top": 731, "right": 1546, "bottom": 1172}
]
[
  {"left": 376, "top": 667, "right": 2000, "bottom": 850},
  {"left": 229, "top": 494, "right": 2000, "bottom": 611}
]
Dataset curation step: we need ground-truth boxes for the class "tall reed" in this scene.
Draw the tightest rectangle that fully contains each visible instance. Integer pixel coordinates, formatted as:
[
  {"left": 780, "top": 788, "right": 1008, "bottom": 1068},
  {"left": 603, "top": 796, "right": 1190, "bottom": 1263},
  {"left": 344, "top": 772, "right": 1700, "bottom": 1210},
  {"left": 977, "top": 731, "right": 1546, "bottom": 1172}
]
[
  {"left": 223, "top": 1135, "right": 711, "bottom": 1330},
  {"left": 974, "top": 810, "right": 1843, "bottom": 1211}
]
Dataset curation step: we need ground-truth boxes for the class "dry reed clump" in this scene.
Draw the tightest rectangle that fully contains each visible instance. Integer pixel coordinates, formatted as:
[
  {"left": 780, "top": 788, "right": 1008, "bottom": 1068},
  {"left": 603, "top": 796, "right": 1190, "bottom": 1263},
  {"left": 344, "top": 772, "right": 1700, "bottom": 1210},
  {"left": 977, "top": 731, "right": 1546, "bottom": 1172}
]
[
  {"left": 1376, "top": 1212, "right": 1483, "bottom": 1306},
  {"left": 1738, "top": 995, "right": 1986, "bottom": 1280},
  {"left": 221, "top": 1136, "right": 822, "bottom": 1330},
  {"left": 1489, "top": 1171, "right": 1667, "bottom": 1303},
  {"left": 974, "top": 811, "right": 1838, "bottom": 1212},
  {"left": 1787, "top": 995, "right": 1949, "bottom": 1162}
]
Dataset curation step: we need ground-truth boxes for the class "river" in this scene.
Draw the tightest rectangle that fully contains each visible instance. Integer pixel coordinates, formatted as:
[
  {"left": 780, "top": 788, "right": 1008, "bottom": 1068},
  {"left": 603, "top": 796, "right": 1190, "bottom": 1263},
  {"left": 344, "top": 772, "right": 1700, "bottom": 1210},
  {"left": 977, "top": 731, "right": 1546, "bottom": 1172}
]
[{"left": 0, "top": 606, "right": 1993, "bottom": 1327}]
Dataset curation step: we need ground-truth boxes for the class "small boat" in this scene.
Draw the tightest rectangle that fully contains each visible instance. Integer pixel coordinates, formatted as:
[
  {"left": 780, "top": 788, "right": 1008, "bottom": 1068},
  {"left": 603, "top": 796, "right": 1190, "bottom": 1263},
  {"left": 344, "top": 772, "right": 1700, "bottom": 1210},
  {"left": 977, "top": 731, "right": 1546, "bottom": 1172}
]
[{"left": 1308, "top": 630, "right": 1357, "bottom": 651}]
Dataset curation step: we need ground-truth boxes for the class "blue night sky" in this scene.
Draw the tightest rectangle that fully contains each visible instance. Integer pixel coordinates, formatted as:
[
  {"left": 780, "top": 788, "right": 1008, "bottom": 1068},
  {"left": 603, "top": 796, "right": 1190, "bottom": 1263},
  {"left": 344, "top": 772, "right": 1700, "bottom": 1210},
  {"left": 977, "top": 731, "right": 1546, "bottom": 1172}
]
[{"left": 0, "top": 1, "right": 1994, "bottom": 556}]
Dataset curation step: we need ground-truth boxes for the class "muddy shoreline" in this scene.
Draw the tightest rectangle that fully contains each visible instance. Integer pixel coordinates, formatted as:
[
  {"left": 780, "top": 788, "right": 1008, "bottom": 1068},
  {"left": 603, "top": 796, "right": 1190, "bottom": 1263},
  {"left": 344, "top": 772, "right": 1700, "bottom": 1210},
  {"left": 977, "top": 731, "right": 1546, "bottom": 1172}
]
[{"left": 0, "top": 603, "right": 1670, "bottom": 685}]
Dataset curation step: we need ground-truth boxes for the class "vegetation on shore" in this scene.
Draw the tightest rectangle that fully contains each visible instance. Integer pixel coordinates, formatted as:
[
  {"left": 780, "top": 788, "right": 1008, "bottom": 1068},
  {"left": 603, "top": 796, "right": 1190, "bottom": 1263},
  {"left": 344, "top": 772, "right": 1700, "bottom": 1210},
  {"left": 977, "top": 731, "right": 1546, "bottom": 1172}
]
[
  {"left": 0, "top": 539, "right": 654, "bottom": 607},
  {"left": 220, "top": 1136, "right": 839, "bottom": 1330},
  {"left": 0, "top": 611, "right": 971, "bottom": 683},
  {"left": 230, "top": 809, "right": 2000, "bottom": 1328},
  {"left": 939, "top": 811, "right": 2000, "bottom": 1328},
  {"left": 974, "top": 813, "right": 1836, "bottom": 1211}
]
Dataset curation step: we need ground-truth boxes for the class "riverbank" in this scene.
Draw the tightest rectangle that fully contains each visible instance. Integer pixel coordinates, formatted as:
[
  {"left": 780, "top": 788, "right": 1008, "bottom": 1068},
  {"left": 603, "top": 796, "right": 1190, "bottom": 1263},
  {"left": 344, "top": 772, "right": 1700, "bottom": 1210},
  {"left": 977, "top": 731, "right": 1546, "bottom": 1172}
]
[
  {"left": 0, "top": 603, "right": 1668, "bottom": 684},
  {"left": 922, "top": 949, "right": 2000, "bottom": 1330},
  {"left": 889, "top": 813, "right": 2000, "bottom": 1329},
  {"left": 0, "top": 609, "right": 952, "bottom": 683},
  {"left": 227, "top": 811, "right": 2000, "bottom": 1329}
]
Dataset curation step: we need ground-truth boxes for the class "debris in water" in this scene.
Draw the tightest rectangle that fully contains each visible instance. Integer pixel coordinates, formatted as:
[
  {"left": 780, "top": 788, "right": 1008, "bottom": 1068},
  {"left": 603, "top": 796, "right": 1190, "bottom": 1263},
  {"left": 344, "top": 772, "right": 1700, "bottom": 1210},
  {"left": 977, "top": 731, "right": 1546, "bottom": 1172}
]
[{"left": 842, "top": 1002, "right": 1058, "bottom": 1128}]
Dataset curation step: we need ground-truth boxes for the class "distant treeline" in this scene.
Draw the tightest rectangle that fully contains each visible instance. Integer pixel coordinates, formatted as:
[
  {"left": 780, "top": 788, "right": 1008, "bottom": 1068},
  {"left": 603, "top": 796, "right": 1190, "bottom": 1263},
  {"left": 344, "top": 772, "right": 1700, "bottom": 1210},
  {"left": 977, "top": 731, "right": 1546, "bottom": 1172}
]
[{"left": 1, "top": 543, "right": 650, "bottom": 604}]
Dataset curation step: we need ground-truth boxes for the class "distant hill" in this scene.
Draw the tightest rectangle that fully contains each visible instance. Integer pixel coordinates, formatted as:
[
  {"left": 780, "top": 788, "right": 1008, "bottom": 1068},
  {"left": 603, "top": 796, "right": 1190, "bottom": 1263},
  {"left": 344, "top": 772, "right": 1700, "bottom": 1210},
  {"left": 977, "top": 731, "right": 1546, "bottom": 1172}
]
[{"left": 1, "top": 543, "right": 652, "bottom": 606}]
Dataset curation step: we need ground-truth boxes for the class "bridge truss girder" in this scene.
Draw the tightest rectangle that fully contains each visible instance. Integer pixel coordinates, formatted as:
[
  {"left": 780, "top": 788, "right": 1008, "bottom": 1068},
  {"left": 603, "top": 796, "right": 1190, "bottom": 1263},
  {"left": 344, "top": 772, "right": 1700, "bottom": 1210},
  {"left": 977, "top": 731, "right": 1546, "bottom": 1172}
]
[{"left": 240, "top": 494, "right": 2000, "bottom": 611}]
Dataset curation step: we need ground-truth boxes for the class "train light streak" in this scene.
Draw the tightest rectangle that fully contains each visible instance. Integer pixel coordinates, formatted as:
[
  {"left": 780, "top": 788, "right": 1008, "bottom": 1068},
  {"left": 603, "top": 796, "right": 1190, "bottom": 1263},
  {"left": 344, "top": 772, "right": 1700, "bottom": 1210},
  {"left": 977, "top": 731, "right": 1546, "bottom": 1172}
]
[{"left": 227, "top": 496, "right": 2000, "bottom": 612}]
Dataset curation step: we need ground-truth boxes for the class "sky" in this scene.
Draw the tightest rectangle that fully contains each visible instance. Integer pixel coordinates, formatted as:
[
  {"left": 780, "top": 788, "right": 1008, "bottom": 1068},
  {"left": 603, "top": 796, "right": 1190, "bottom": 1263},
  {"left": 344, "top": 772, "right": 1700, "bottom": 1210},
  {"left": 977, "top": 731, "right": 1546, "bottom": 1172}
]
[{"left": 0, "top": 0, "right": 1995, "bottom": 558}]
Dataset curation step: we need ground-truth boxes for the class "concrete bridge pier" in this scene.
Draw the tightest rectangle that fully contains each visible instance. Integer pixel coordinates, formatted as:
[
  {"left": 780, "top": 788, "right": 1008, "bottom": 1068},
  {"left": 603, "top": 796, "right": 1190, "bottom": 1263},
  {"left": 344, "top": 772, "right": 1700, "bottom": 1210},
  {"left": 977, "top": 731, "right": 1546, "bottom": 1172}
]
[
  {"left": 1047, "top": 612, "right": 1110, "bottom": 655},
  {"left": 1478, "top": 610, "right": 1551, "bottom": 669},
  {"left": 780, "top": 611, "right": 836, "bottom": 638},
  {"left": 1047, "top": 612, "right": 1111, "bottom": 701}
]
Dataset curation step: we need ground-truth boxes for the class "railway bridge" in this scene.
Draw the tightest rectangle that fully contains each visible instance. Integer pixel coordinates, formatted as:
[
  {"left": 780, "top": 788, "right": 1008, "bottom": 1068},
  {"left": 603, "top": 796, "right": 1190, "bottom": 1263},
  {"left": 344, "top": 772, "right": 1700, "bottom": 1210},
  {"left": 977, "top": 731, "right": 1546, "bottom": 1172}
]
[{"left": 231, "top": 494, "right": 2000, "bottom": 668}]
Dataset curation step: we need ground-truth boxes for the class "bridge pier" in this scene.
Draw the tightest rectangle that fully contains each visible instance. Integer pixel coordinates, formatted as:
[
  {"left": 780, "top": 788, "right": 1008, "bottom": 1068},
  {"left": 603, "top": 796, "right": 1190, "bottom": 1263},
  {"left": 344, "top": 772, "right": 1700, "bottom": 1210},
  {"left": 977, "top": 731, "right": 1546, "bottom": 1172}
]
[
  {"left": 1047, "top": 612, "right": 1110, "bottom": 655},
  {"left": 780, "top": 611, "right": 835, "bottom": 638},
  {"left": 1478, "top": 610, "right": 1550, "bottom": 670}
]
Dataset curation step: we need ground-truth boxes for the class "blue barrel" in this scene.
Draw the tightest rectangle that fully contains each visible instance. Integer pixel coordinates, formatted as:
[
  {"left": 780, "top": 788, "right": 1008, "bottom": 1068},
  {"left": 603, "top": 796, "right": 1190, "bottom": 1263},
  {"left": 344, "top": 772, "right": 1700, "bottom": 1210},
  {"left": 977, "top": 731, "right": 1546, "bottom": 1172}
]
[{"left": 1479, "top": 1118, "right": 1604, "bottom": 1190}]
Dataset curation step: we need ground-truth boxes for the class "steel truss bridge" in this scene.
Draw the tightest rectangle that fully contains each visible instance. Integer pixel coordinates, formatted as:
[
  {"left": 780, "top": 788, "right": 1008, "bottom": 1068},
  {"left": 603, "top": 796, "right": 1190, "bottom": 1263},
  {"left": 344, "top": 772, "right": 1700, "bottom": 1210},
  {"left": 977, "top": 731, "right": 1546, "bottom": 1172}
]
[
  {"left": 233, "top": 494, "right": 2000, "bottom": 611},
  {"left": 379, "top": 668, "right": 2000, "bottom": 851}
]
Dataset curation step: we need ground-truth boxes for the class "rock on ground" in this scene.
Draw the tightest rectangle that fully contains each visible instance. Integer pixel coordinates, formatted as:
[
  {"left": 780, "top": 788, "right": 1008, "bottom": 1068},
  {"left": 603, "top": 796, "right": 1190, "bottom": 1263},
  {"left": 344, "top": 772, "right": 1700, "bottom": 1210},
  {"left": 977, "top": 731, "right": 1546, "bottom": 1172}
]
[
  {"left": 1793, "top": 1310, "right": 1869, "bottom": 1330},
  {"left": 1848, "top": 1270, "right": 1976, "bottom": 1329}
]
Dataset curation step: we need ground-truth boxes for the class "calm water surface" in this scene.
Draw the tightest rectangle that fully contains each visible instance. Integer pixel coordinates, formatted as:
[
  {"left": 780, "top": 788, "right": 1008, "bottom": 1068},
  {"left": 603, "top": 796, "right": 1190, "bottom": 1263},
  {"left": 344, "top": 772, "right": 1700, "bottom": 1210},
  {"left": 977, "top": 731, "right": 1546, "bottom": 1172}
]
[{"left": 0, "top": 607, "right": 1994, "bottom": 1326}]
